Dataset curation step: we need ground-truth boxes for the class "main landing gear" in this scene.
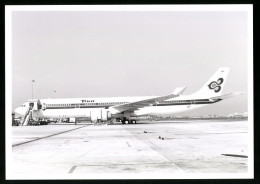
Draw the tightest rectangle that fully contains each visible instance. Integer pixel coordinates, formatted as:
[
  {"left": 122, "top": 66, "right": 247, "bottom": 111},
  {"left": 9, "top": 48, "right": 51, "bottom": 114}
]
[{"left": 121, "top": 118, "right": 137, "bottom": 124}]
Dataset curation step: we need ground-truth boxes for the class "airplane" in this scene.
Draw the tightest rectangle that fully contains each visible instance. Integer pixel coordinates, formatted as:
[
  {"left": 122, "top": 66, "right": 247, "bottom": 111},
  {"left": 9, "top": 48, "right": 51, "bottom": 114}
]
[{"left": 15, "top": 67, "right": 243, "bottom": 125}]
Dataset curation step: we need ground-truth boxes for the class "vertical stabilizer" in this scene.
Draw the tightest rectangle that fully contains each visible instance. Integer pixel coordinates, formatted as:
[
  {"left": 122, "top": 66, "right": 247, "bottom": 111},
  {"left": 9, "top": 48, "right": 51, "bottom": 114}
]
[{"left": 193, "top": 67, "right": 230, "bottom": 97}]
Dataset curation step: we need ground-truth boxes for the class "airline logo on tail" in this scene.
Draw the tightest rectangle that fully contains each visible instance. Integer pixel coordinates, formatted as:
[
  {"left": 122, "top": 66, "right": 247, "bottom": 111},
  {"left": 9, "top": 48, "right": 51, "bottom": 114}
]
[{"left": 208, "top": 78, "right": 224, "bottom": 93}]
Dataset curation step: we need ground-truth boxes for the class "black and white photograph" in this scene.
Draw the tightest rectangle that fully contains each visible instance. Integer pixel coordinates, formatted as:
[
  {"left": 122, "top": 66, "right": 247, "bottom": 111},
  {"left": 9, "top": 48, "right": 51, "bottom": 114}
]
[{"left": 5, "top": 5, "right": 253, "bottom": 179}]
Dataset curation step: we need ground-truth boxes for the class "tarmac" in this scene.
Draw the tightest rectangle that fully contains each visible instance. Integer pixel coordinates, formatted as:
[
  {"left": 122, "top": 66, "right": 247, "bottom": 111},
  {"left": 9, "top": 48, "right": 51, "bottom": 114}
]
[{"left": 9, "top": 120, "right": 249, "bottom": 179}]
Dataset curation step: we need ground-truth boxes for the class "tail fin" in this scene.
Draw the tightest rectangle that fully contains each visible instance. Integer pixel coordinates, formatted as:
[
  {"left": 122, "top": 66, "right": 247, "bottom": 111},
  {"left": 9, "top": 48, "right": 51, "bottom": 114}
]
[{"left": 193, "top": 67, "right": 230, "bottom": 98}]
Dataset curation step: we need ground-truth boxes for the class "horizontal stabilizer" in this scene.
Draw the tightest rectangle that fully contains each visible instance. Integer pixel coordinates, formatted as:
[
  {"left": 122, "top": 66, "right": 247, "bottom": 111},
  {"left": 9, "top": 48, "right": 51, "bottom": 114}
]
[{"left": 210, "top": 92, "right": 244, "bottom": 101}]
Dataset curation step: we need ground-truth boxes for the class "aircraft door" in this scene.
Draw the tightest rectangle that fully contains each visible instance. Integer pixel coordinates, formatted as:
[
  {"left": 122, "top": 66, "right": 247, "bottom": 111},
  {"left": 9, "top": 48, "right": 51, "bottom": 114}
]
[
  {"left": 29, "top": 102, "right": 34, "bottom": 108},
  {"left": 37, "top": 100, "right": 42, "bottom": 110},
  {"left": 42, "top": 103, "right": 46, "bottom": 110}
]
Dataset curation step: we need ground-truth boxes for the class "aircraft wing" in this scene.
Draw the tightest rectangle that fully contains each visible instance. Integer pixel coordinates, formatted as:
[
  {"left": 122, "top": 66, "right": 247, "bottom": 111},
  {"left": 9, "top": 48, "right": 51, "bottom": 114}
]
[
  {"left": 210, "top": 92, "right": 244, "bottom": 101},
  {"left": 110, "top": 87, "right": 187, "bottom": 113}
]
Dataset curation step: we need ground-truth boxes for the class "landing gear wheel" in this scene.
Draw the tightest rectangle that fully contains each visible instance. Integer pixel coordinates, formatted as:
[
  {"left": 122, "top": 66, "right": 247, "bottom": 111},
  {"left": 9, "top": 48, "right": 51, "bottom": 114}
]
[
  {"left": 122, "top": 118, "right": 129, "bottom": 125},
  {"left": 130, "top": 120, "right": 137, "bottom": 124}
]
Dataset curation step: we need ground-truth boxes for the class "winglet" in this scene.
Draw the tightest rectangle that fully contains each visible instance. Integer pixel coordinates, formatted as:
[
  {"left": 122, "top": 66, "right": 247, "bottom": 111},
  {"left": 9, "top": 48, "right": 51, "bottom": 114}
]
[{"left": 172, "top": 87, "right": 187, "bottom": 96}]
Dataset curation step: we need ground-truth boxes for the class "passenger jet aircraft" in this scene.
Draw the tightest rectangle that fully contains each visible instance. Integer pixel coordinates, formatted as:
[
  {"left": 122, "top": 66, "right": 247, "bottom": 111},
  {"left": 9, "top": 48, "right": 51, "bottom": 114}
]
[{"left": 15, "top": 68, "right": 243, "bottom": 125}]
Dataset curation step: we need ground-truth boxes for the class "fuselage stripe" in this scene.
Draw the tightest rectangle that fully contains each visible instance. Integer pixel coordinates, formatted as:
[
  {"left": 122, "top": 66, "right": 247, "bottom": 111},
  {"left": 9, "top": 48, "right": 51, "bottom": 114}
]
[{"left": 44, "top": 99, "right": 220, "bottom": 110}]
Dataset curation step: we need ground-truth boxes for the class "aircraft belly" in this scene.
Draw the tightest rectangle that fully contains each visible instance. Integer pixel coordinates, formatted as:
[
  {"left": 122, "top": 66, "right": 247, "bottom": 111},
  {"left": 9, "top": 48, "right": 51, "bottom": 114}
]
[
  {"left": 34, "top": 104, "right": 207, "bottom": 118},
  {"left": 36, "top": 108, "right": 93, "bottom": 118},
  {"left": 134, "top": 104, "right": 206, "bottom": 116}
]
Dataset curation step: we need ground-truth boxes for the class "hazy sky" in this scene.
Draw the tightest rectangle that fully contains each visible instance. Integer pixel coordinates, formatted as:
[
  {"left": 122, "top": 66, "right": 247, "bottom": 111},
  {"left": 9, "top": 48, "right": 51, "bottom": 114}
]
[{"left": 11, "top": 9, "right": 250, "bottom": 115}]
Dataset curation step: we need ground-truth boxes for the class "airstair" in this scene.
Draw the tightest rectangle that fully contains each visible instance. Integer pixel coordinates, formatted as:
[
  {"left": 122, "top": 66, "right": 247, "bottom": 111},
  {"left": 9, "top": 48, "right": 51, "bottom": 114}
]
[
  {"left": 21, "top": 106, "right": 33, "bottom": 126},
  {"left": 20, "top": 99, "right": 44, "bottom": 126}
]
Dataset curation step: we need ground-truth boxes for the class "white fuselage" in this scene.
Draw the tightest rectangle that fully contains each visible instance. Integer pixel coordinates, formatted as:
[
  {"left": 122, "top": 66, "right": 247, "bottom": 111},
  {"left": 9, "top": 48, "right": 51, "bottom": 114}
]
[{"left": 15, "top": 94, "right": 218, "bottom": 119}]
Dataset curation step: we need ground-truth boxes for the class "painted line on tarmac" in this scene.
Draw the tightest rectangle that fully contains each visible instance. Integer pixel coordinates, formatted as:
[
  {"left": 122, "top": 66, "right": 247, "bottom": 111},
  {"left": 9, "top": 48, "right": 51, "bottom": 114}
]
[
  {"left": 12, "top": 125, "right": 89, "bottom": 147},
  {"left": 68, "top": 162, "right": 186, "bottom": 173}
]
